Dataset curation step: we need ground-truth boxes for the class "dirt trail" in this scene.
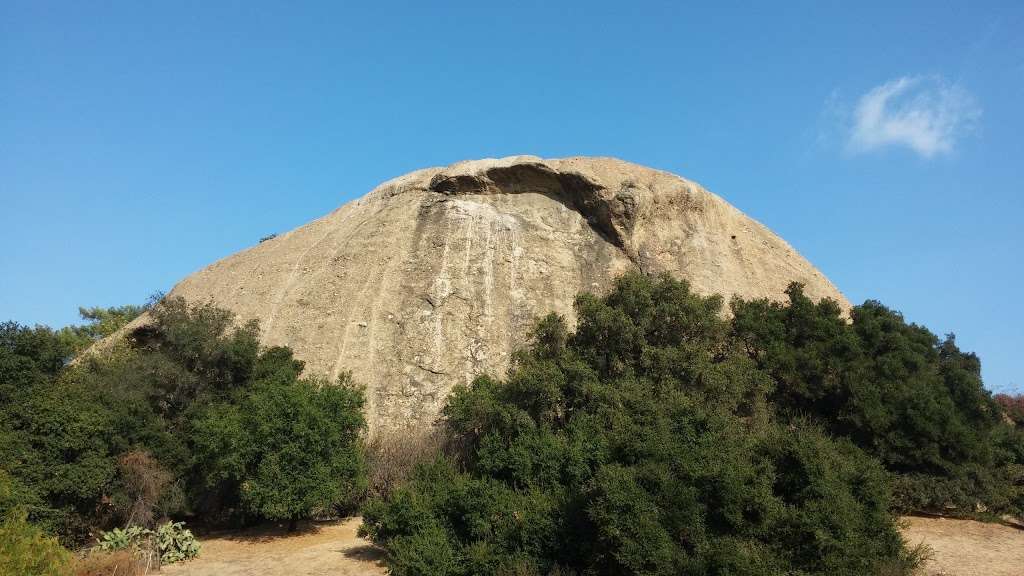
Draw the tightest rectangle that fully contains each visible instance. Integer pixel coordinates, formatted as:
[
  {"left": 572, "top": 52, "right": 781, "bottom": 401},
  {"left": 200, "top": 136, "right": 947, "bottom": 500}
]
[
  {"left": 902, "top": 516, "right": 1024, "bottom": 576},
  {"left": 160, "top": 517, "right": 385, "bottom": 576},
  {"left": 160, "top": 516, "right": 1023, "bottom": 576}
]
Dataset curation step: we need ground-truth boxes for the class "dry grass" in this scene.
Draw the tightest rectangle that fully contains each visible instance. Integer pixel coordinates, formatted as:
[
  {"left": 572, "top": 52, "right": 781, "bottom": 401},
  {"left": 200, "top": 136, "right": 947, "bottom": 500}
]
[
  {"left": 71, "top": 550, "right": 151, "bottom": 576},
  {"left": 363, "top": 427, "right": 454, "bottom": 498},
  {"left": 116, "top": 450, "right": 173, "bottom": 529}
]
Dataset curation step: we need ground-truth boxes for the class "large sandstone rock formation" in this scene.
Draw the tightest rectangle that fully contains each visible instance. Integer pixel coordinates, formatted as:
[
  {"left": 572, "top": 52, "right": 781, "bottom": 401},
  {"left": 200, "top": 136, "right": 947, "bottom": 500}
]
[{"left": 164, "top": 156, "right": 847, "bottom": 432}]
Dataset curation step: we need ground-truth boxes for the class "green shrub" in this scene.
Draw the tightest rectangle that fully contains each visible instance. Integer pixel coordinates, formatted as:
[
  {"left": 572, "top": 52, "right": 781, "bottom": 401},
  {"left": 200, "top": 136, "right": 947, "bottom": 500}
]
[
  {"left": 191, "top": 372, "right": 367, "bottom": 527},
  {"left": 96, "top": 520, "right": 200, "bottom": 565},
  {"left": 732, "top": 285, "right": 1019, "bottom": 515},
  {"left": 1, "top": 297, "right": 368, "bottom": 543},
  {"left": 0, "top": 510, "right": 70, "bottom": 576},
  {"left": 96, "top": 525, "right": 150, "bottom": 552},
  {"left": 154, "top": 521, "right": 201, "bottom": 563},
  {"left": 362, "top": 274, "right": 923, "bottom": 576}
]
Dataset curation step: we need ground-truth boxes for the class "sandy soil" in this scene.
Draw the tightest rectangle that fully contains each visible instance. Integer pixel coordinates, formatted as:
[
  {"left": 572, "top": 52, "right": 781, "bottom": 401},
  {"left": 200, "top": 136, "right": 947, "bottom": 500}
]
[
  {"left": 160, "top": 517, "right": 386, "bottom": 576},
  {"left": 160, "top": 515, "right": 1023, "bottom": 576},
  {"left": 902, "top": 516, "right": 1024, "bottom": 576}
]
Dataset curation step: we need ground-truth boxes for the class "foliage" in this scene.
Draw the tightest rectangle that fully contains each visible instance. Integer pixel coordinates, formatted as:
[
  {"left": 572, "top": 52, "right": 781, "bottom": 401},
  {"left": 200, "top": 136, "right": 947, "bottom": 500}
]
[
  {"left": 0, "top": 509, "right": 71, "bottom": 576},
  {"left": 154, "top": 520, "right": 201, "bottom": 563},
  {"left": 732, "top": 285, "right": 1019, "bottom": 514},
  {"left": 96, "top": 525, "right": 151, "bottom": 552},
  {"left": 0, "top": 321, "right": 76, "bottom": 406},
  {"left": 0, "top": 297, "right": 366, "bottom": 544},
  {"left": 58, "top": 305, "right": 147, "bottom": 354},
  {"left": 362, "top": 274, "right": 923, "bottom": 576},
  {"left": 96, "top": 520, "right": 199, "bottom": 565},
  {"left": 995, "top": 393, "right": 1024, "bottom": 426},
  {"left": 191, "top": 373, "right": 367, "bottom": 525}
]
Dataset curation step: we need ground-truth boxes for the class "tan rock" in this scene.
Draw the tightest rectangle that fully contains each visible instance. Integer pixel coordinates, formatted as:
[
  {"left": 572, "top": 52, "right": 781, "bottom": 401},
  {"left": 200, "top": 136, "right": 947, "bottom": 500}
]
[{"left": 154, "top": 156, "right": 848, "bottom": 432}]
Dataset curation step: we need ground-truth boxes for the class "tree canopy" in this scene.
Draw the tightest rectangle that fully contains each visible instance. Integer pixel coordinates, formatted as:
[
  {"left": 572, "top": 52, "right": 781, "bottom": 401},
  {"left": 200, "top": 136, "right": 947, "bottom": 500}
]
[
  {"left": 0, "top": 298, "right": 367, "bottom": 544},
  {"left": 362, "top": 273, "right": 1016, "bottom": 576}
]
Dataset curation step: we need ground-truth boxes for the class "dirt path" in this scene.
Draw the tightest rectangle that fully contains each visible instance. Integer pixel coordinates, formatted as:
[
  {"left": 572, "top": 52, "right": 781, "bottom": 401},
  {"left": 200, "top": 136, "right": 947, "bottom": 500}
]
[
  {"left": 902, "top": 516, "right": 1024, "bottom": 576},
  {"left": 160, "top": 515, "right": 1023, "bottom": 575},
  {"left": 160, "top": 517, "right": 386, "bottom": 576}
]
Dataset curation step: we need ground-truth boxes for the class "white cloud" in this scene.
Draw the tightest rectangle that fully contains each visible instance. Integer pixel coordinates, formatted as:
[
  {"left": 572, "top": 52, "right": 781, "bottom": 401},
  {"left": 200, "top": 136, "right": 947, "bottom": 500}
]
[{"left": 847, "top": 76, "right": 980, "bottom": 158}]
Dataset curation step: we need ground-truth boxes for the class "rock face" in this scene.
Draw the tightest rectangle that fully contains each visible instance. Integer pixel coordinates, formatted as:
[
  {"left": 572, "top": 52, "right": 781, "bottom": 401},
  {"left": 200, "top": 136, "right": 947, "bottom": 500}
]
[{"left": 164, "top": 156, "right": 847, "bottom": 432}]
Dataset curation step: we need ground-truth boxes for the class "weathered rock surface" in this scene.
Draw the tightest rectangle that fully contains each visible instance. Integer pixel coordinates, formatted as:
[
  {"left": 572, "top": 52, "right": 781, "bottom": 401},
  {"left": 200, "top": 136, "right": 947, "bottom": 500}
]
[{"left": 160, "top": 156, "right": 848, "bottom": 432}]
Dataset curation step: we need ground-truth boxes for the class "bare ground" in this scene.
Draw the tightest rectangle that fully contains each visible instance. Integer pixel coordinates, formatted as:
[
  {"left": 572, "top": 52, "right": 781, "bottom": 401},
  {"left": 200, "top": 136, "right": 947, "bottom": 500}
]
[
  {"left": 159, "top": 516, "right": 1023, "bottom": 576},
  {"left": 160, "top": 517, "right": 386, "bottom": 576},
  {"left": 902, "top": 516, "right": 1024, "bottom": 576}
]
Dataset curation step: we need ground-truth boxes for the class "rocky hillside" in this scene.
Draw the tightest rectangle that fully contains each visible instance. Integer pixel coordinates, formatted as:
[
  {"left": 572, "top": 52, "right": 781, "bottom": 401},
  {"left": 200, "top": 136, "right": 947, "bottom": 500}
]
[{"left": 155, "top": 156, "right": 847, "bottom": 431}]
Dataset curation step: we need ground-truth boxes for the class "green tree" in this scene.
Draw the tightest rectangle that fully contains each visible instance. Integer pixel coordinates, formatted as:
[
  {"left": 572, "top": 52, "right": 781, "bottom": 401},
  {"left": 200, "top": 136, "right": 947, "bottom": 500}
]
[
  {"left": 57, "top": 304, "right": 147, "bottom": 353},
  {"left": 192, "top": 373, "right": 366, "bottom": 529},
  {"left": 0, "top": 297, "right": 368, "bottom": 543},
  {"left": 362, "top": 273, "right": 921, "bottom": 576},
  {"left": 731, "top": 284, "right": 1015, "bottom": 514}
]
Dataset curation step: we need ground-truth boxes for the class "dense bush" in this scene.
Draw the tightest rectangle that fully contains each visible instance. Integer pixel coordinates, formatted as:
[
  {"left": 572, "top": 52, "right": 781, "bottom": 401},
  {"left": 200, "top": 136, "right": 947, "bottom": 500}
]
[
  {"left": 361, "top": 274, "right": 926, "bottom": 576},
  {"left": 732, "top": 285, "right": 1020, "bottom": 514},
  {"left": 0, "top": 510, "right": 71, "bottom": 576},
  {"left": 995, "top": 393, "right": 1024, "bottom": 426},
  {"left": 191, "top": 373, "right": 366, "bottom": 528},
  {"left": 3, "top": 271, "right": 1021, "bottom": 574},
  {"left": 0, "top": 297, "right": 367, "bottom": 545}
]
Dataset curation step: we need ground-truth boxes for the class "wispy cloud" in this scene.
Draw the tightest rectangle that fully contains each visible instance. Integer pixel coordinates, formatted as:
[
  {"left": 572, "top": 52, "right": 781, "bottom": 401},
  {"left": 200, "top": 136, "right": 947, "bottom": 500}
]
[{"left": 845, "top": 76, "right": 980, "bottom": 158}]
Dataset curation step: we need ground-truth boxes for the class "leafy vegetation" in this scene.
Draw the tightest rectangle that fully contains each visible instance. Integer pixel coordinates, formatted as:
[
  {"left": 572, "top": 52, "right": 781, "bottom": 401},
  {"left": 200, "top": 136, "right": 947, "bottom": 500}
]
[
  {"left": 58, "top": 305, "right": 148, "bottom": 354},
  {"left": 0, "top": 298, "right": 367, "bottom": 546},
  {"left": 362, "top": 273, "right": 1020, "bottom": 576},
  {"left": 732, "top": 286, "right": 1022, "bottom": 515},
  {"left": 2, "top": 273, "right": 1021, "bottom": 576},
  {"left": 96, "top": 525, "right": 151, "bottom": 553},
  {"left": 192, "top": 372, "right": 366, "bottom": 529},
  {"left": 0, "top": 509, "right": 71, "bottom": 576},
  {"left": 154, "top": 521, "right": 201, "bottom": 564},
  {"left": 96, "top": 520, "right": 200, "bottom": 564}
]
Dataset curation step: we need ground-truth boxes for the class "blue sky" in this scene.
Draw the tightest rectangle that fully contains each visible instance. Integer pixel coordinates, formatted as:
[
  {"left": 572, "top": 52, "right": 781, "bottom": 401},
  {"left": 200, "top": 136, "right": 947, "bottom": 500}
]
[{"left": 2, "top": 1, "right": 1021, "bottom": 392}]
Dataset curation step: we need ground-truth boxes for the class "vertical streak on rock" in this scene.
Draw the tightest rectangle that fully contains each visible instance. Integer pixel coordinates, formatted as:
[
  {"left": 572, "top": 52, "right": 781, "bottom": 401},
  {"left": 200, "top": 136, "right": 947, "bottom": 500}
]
[
  {"left": 263, "top": 218, "right": 337, "bottom": 339},
  {"left": 358, "top": 211, "right": 421, "bottom": 423},
  {"left": 462, "top": 212, "right": 476, "bottom": 386},
  {"left": 430, "top": 213, "right": 454, "bottom": 369},
  {"left": 329, "top": 258, "right": 378, "bottom": 381},
  {"left": 507, "top": 222, "right": 520, "bottom": 361},
  {"left": 481, "top": 215, "right": 495, "bottom": 334}
]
